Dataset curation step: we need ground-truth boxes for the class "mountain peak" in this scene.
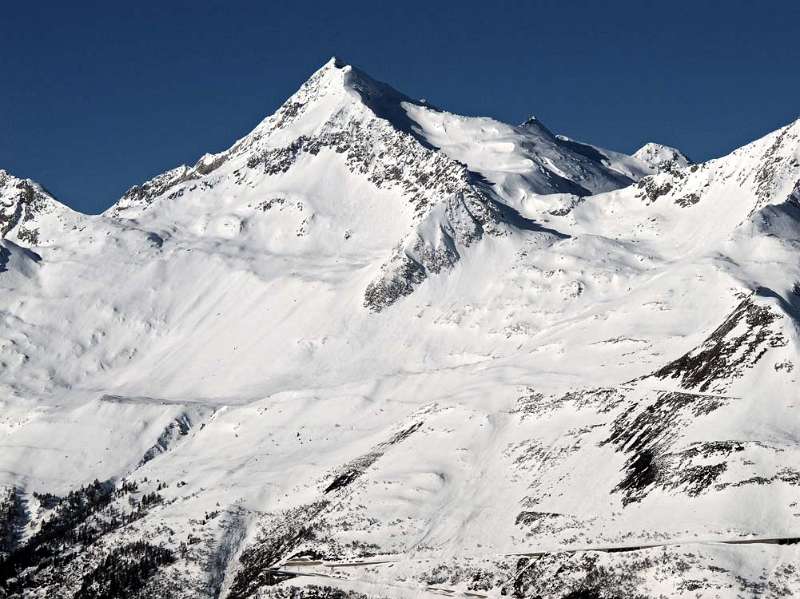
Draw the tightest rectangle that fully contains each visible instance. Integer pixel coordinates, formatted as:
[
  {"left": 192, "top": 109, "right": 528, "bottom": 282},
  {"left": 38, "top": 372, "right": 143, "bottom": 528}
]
[
  {"left": 325, "top": 55, "right": 347, "bottom": 69},
  {"left": 633, "top": 142, "right": 692, "bottom": 171},
  {"left": 519, "top": 115, "right": 556, "bottom": 138},
  {"left": 309, "top": 55, "right": 352, "bottom": 84},
  {"left": 297, "top": 57, "right": 402, "bottom": 101},
  {"left": 0, "top": 169, "right": 76, "bottom": 245}
]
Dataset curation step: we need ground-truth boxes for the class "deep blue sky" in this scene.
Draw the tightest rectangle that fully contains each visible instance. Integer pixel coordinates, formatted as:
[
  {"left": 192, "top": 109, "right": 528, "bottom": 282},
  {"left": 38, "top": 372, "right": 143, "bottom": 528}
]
[{"left": 3, "top": 1, "right": 799, "bottom": 214}]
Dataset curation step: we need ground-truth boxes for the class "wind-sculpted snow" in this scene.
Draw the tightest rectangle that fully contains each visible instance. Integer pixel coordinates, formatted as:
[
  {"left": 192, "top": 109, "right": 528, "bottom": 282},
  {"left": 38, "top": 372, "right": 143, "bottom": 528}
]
[{"left": 2, "top": 59, "right": 800, "bottom": 597}]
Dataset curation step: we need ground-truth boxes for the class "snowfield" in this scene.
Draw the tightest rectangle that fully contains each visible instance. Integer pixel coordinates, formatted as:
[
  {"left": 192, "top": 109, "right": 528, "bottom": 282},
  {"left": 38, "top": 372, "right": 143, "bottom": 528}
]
[{"left": 1, "top": 58, "right": 799, "bottom": 598}]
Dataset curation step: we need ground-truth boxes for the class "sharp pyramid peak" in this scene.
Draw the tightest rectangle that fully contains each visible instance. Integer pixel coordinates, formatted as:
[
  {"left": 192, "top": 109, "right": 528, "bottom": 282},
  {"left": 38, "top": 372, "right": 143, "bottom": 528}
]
[
  {"left": 519, "top": 115, "right": 556, "bottom": 139},
  {"left": 261, "top": 57, "right": 429, "bottom": 140},
  {"left": 318, "top": 57, "right": 413, "bottom": 106}
]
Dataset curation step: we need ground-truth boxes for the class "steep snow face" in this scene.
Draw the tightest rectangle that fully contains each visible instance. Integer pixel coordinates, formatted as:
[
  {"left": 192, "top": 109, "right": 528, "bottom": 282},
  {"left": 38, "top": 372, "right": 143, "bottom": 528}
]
[
  {"left": 2, "top": 60, "right": 800, "bottom": 598},
  {"left": 633, "top": 142, "right": 692, "bottom": 172}
]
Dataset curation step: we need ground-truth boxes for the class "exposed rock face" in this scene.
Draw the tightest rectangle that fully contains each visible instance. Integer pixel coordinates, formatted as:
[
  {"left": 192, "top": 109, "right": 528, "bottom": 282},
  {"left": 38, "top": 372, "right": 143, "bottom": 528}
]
[
  {"left": 0, "top": 170, "right": 83, "bottom": 249},
  {"left": 652, "top": 294, "right": 788, "bottom": 393},
  {"left": 1, "top": 171, "right": 54, "bottom": 244}
]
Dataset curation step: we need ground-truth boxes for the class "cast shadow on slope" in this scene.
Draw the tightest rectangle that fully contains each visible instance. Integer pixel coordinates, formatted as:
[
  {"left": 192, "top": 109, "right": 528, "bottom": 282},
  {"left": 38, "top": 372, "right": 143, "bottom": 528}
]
[
  {"left": 486, "top": 192, "right": 569, "bottom": 238},
  {"left": 0, "top": 240, "right": 41, "bottom": 273},
  {"left": 340, "top": 59, "right": 441, "bottom": 153}
]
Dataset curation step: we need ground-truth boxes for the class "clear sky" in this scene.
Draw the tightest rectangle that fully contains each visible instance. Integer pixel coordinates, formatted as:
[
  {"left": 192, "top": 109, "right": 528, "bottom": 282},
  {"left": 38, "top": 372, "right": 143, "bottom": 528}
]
[{"left": 3, "top": 1, "right": 799, "bottom": 214}]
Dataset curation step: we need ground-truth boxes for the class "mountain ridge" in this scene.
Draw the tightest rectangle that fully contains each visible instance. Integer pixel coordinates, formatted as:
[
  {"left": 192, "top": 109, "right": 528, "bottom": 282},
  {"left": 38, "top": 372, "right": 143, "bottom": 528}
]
[{"left": 1, "top": 59, "right": 800, "bottom": 598}]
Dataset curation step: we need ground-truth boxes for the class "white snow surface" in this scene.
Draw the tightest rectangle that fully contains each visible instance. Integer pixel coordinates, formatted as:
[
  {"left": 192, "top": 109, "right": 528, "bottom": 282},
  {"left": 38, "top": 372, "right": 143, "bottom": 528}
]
[{"left": 1, "top": 58, "right": 799, "bottom": 598}]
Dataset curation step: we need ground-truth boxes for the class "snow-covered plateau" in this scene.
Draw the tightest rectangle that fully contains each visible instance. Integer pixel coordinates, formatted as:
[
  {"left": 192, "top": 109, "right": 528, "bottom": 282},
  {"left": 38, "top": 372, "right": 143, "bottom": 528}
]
[{"left": 1, "top": 58, "right": 799, "bottom": 598}]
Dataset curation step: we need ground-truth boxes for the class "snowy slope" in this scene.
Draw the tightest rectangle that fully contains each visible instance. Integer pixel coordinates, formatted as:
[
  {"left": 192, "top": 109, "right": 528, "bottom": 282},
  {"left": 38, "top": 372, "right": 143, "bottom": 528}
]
[{"left": 1, "top": 59, "right": 799, "bottom": 598}]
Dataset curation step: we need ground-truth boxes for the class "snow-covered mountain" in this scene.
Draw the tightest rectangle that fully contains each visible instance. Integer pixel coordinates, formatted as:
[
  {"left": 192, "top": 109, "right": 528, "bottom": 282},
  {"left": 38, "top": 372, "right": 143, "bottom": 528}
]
[
  {"left": 105, "top": 58, "right": 655, "bottom": 312},
  {"left": 632, "top": 142, "right": 692, "bottom": 172},
  {"left": 0, "top": 170, "right": 82, "bottom": 246},
  {"left": 1, "top": 58, "right": 799, "bottom": 598}
]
